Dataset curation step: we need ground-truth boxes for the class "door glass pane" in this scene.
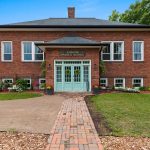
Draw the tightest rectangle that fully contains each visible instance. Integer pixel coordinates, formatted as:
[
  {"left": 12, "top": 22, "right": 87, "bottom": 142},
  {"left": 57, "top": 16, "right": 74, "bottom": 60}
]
[
  {"left": 56, "top": 66, "right": 62, "bottom": 82},
  {"left": 83, "top": 66, "right": 89, "bottom": 82},
  {"left": 65, "top": 66, "right": 71, "bottom": 82},
  {"left": 74, "top": 66, "right": 81, "bottom": 82}
]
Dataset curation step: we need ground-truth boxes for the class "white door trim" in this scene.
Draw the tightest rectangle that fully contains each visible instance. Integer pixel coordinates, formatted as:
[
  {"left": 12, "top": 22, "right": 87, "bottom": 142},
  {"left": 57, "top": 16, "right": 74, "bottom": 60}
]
[{"left": 54, "top": 59, "right": 91, "bottom": 92}]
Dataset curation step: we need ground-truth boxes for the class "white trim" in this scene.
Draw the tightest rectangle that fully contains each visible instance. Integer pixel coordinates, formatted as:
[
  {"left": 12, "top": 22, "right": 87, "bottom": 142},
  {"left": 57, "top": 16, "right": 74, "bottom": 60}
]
[
  {"left": 0, "top": 28, "right": 149, "bottom": 32},
  {"left": 23, "top": 78, "right": 32, "bottom": 89},
  {"left": 2, "top": 78, "right": 13, "bottom": 83},
  {"left": 100, "top": 78, "right": 108, "bottom": 87},
  {"left": 101, "top": 41, "right": 124, "bottom": 62},
  {"left": 54, "top": 59, "right": 91, "bottom": 92},
  {"left": 114, "top": 78, "right": 125, "bottom": 88},
  {"left": 132, "top": 78, "right": 143, "bottom": 87},
  {"left": 21, "top": 41, "right": 44, "bottom": 62},
  {"left": 39, "top": 78, "right": 46, "bottom": 89},
  {"left": 132, "top": 41, "right": 144, "bottom": 61},
  {"left": 1, "top": 41, "right": 13, "bottom": 62}
]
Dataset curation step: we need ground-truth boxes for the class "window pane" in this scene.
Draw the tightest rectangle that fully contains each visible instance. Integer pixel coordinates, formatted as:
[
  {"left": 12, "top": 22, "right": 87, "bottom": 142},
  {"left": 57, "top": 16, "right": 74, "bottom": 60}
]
[
  {"left": 56, "top": 66, "right": 62, "bottom": 82},
  {"left": 134, "top": 54, "right": 141, "bottom": 60},
  {"left": 114, "top": 54, "right": 122, "bottom": 60},
  {"left": 102, "top": 44, "right": 111, "bottom": 60},
  {"left": 24, "top": 42, "right": 32, "bottom": 53},
  {"left": 4, "top": 54, "right": 11, "bottom": 60},
  {"left": 24, "top": 54, "right": 32, "bottom": 60},
  {"left": 134, "top": 42, "right": 142, "bottom": 53},
  {"left": 114, "top": 43, "right": 122, "bottom": 53},
  {"left": 24, "top": 79, "right": 31, "bottom": 89},
  {"left": 35, "top": 54, "right": 43, "bottom": 60},
  {"left": 100, "top": 79, "right": 107, "bottom": 87},
  {"left": 114, "top": 42, "right": 122, "bottom": 60},
  {"left": 35, "top": 45, "right": 43, "bottom": 61},
  {"left": 133, "top": 79, "right": 142, "bottom": 87},
  {"left": 103, "top": 54, "right": 110, "bottom": 60},
  {"left": 115, "top": 79, "right": 124, "bottom": 87},
  {"left": 4, "top": 42, "right": 11, "bottom": 53}
]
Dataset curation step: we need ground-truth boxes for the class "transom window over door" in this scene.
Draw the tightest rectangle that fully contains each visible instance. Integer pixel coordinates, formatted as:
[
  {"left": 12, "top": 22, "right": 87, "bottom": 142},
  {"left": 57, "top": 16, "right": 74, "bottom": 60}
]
[
  {"left": 22, "top": 41, "right": 44, "bottom": 61},
  {"left": 101, "top": 41, "right": 124, "bottom": 61},
  {"left": 1, "top": 41, "right": 12, "bottom": 61},
  {"left": 133, "top": 41, "right": 144, "bottom": 61}
]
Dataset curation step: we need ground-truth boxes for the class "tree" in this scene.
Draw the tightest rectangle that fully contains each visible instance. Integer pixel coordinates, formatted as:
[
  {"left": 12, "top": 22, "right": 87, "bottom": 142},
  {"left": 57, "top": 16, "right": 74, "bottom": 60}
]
[
  {"left": 109, "top": 0, "right": 150, "bottom": 25},
  {"left": 109, "top": 10, "right": 120, "bottom": 22}
]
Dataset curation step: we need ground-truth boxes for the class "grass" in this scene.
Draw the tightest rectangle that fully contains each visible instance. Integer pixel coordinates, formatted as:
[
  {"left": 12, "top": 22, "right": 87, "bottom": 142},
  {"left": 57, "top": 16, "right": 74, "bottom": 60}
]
[
  {"left": 0, "top": 92, "right": 42, "bottom": 101},
  {"left": 90, "top": 93, "right": 150, "bottom": 137}
]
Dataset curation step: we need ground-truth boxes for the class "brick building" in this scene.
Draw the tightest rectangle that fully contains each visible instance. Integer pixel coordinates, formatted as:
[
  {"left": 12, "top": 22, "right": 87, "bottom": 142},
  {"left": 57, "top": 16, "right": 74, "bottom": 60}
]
[{"left": 0, "top": 7, "right": 150, "bottom": 92}]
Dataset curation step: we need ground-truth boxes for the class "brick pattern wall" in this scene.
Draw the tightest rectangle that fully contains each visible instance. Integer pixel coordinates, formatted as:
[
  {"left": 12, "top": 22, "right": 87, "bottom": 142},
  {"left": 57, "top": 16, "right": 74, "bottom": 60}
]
[{"left": 0, "top": 31, "right": 149, "bottom": 88}]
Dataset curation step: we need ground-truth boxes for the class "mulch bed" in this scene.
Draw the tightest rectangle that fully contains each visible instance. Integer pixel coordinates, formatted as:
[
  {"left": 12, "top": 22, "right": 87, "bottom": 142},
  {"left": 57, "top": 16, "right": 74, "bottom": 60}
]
[
  {"left": 85, "top": 95, "right": 150, "bottom": 150},
  {"left": 0, "top": 132, "right": 49, "bottom": 150},
  {"left": 100, "top": 136, "right": 150, "bottom": 150}
]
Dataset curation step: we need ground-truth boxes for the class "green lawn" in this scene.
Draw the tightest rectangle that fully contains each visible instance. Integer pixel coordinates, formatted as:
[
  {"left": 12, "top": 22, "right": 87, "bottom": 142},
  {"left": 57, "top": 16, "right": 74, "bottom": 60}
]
[
  {"left": 0, "top": 92, "right": 42, "bottom": 101},
  {"left": 90, "top": 93, "right": 150, "bottom": 137}
]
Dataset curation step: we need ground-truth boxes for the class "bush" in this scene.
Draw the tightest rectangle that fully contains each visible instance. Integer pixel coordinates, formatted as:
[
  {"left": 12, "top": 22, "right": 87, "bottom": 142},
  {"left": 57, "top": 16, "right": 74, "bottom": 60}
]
[
  {"left": 139, "top": 86, "right": 150, "bottom": 91},
  {"left": 0, "top": 81, "right": 3, "bottom": 91},
  {"left": 16, "top": 79, "right": 28, "bottom": 90}
]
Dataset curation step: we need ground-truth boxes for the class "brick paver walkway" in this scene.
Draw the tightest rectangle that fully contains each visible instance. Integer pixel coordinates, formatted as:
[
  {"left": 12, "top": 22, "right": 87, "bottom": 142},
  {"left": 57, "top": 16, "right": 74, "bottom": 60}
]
[{"left": 46, "top": 96, "right": 103, "bottom": 150}]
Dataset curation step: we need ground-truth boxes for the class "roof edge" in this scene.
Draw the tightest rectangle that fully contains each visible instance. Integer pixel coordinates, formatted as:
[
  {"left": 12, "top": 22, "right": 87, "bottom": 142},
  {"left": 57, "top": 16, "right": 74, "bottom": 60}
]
[{"left": 0, "top": 25, "right": 149, "bottom": 28}]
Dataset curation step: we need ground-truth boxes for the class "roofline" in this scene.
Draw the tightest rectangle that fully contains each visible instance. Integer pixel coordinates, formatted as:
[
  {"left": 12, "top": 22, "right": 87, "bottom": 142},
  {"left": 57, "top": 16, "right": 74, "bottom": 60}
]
[
  {"left": 35, "top": 43, "right": 102, "bottom": 46},
  {"left": 0, "top": 25, "right": 149, "bottom": 28}
]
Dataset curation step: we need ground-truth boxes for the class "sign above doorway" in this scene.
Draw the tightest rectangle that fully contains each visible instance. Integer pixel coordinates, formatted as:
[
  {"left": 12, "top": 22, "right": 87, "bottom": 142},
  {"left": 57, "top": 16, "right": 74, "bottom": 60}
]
[{"left": 59, "top": 50, "right": 85, "bottom": 57}]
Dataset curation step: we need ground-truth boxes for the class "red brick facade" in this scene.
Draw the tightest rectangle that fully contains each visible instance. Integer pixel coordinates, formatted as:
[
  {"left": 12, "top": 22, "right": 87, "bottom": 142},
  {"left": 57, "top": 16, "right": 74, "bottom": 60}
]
[{"left": 0, "top": 31, "right": 150, "bottom": 89}]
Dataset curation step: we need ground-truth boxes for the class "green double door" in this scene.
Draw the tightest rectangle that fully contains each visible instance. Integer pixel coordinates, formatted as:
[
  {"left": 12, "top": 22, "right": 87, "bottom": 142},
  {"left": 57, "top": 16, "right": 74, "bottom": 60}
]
[{"left": 55, "top": 61, "right": 90, "bottom": 92}]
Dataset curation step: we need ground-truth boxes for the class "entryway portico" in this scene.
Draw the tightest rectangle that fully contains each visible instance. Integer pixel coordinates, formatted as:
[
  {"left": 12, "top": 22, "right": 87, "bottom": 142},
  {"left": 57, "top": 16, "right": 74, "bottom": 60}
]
[{"left": 36, "top": 36, "right": 102, "bottom": 92}]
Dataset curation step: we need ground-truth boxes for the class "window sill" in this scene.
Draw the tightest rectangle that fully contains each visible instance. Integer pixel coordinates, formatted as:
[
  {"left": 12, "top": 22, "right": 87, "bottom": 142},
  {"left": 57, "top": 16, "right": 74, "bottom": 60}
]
[
  {"left": 132, "top": 60, "right": 144, "bottom": 63},
  {"left": 1, "top": 60, "right": 13, "bottom": 62},
  {"left": 102, "top": 60, "right": 124, "bottom": 63},
  {"left": 22, "top": 61, "right": 44, "bottom": 63}
]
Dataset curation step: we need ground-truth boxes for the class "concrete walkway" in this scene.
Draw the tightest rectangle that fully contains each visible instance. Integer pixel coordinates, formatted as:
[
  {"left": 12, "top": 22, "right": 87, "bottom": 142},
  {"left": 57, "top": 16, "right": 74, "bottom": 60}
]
[
  {"left": 46, "top": 96, "right": 103, "bottom": 150},
  {"left": 0, "top": 95, "right": 65, "bottom": 134}
]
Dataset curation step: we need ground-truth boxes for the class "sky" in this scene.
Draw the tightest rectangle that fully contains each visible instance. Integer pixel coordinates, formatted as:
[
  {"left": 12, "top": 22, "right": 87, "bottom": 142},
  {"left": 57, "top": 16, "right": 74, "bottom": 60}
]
[{"left": 0, "top": 0, "right": 136, "bottom": 24}]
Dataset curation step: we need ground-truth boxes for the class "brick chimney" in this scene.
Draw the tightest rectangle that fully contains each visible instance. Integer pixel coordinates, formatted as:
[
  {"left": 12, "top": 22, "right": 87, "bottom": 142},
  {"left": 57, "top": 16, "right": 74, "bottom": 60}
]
[{"left": 68, "top": 7, "right": 75, "bottom": 18}]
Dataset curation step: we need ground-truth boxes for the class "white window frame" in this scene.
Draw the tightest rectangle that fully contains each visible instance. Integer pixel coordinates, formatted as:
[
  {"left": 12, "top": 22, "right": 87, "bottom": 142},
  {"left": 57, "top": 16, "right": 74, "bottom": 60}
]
[
  {"left": 24, "top": 78, "right": 32, "bottom": 89},
  {"left": 21, "top": 41, "right": 44, "bottom": 62},
  {"left": 39, "top": 78, "right": 46, "bottom": 89},
  {"left": 1, "top": 41, "right": 13, "bottom": 62},
  {"left": 2, "top": 78, "right": 13, "bottom": 85},
  {"left": 114, "top": 78, "right": 125, "bottom": 88},
  {"left": 132, "top": 41, "right": 144, "bottom": 61},
  {"left": 132, "top": 78, "right": 143, "bottom": 87},
  {"left": 101, "top": 41, "right": 124, "bottom": 62},
  {"left": 100, "top": 78, "right": 108, "bottom": 87}
]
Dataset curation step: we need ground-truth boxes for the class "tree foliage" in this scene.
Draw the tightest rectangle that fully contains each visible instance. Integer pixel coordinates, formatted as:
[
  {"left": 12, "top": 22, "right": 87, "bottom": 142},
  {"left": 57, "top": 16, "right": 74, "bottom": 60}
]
[{"left": 109, "top": 0, "right": 150, "bottom": 25}]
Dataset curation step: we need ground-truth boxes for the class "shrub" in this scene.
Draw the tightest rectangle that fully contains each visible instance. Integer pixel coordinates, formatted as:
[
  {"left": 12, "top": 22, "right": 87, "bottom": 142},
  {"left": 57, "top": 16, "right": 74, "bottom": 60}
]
[{"left": 16, "top": 79, "right": 28, "bottom": 90}]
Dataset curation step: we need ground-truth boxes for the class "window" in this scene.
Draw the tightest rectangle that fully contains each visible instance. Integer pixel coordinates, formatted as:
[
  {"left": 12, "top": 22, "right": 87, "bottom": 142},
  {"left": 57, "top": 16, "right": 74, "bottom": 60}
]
[
  {"left": 114, "top": 42, "right": 123, "bottom": 60},
  {"left": 24, "top": 78, "right": 31, "bottom": 89},
  {"left": 100, "top": 78, "right": 108, "bottom": 87},
  {"left": 101, "top": 44, "right": 111, "bottom": 60},
  {"left": 101, "top": 41, "right": 124, "bottom": 61},
  {"left": 133, "top": 41, "right": 144, "bottom": 61},
  {"left": 2, "top": 78, "right": 13, "bottom": 87},
  {"left": 56, "top": 66, "right": 62, "bottom": 82},
  {"left": 114, "top": 78, "right": 125, "bottom": 88},
  {"left": 132, "top": 78, "right": 143, "bottom": 87},
  {"left": 1, "top": 41, "right": 12, "bottom": 61},
  {"left": 22, "top": 41, "right": 44, "bottom": 61},
  {"left": 39, "top": 78, "right": 46, "bottom": 89}
]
